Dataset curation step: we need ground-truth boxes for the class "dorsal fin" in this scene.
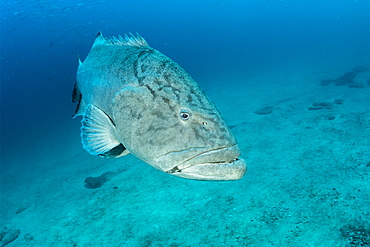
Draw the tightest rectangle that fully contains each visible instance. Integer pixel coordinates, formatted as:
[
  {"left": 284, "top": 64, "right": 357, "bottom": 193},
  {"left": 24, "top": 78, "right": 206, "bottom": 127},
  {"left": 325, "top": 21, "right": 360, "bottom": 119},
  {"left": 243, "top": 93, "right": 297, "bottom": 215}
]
[
  {"left": 92, "top": 32, "right": 149, "bottom": 48},
  {"left": 92, "top": 31, "right": 109, "bottom": 47},
  {"left": 108, "top": 33, "right": 149, "bottom": 47}
]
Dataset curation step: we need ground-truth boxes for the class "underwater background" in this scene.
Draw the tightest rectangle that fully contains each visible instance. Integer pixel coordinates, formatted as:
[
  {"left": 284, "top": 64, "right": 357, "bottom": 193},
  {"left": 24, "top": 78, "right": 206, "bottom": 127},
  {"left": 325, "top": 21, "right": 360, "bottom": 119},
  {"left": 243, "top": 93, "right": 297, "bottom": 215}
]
[{"left": 1, "top": 0, "right": 370, "bottom": 246}]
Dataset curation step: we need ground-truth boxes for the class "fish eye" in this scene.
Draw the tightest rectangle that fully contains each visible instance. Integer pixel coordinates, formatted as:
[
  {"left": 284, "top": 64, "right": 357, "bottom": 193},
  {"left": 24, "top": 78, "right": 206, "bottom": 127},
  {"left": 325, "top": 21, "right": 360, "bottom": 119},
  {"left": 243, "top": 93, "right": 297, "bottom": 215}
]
[{"left": 179, "top": 109, "right": 191, "bottom": 121}]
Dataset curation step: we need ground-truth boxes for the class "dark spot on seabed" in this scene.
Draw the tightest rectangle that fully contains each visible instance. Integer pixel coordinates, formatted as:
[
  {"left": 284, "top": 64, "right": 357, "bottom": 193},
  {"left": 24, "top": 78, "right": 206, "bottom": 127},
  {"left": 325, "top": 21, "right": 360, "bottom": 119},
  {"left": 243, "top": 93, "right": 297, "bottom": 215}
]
[
  {"left": 308, "top": 102, "right": 333, "bottom": 110},
  {"left": 15, "top": 207, "right": 28, "bottom": 214},
  {"left": 229, "top": 122, "right": 247, "bottom": 129},
  {"left": 308, "top": 99, "right": 345, "bottom": 111},
  {"left": 320, "top": 79, "right": 336, "bottom": 86},
  {"left": 254, "top": 106, "right": 273, "bottom": 115},
  {"left": 334, "top": 99, "right": 345, "bottom": 104},
  {"left": 84, "top": 174, "right": 110, "bottom": 189},
  {"left": 84, "top": 168, "right": 129, "bottom": 189},
  {"left": 0, "top": 227, "right": 20, "bottom": 246},
  {"left": 340, "top": 222, "right": 370, "bottom": 246},
  {"left": 319, "top": 65, "right": 370, "bottom": 88}
]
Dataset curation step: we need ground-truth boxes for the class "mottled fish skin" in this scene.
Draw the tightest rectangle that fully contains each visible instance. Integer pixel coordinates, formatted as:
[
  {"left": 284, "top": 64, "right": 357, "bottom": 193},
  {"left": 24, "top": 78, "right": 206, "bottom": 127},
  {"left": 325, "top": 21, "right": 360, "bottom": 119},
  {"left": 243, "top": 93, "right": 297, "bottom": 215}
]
[{"left": 73, "top": 32, "right": 247, "bottom": 180}]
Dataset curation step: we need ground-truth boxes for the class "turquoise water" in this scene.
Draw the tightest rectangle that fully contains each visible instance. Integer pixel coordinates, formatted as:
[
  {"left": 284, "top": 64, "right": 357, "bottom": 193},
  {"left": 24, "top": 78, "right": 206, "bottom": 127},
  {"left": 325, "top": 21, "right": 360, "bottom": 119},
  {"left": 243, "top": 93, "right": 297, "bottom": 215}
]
[{"left": 1, "top": 1, "right": 369, "bottom": 246}]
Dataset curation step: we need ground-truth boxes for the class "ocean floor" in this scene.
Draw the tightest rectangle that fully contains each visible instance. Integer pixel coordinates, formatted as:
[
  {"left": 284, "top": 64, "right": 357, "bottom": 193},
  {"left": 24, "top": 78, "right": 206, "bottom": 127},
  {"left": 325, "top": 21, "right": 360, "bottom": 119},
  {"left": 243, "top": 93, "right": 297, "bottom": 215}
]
[{"left": 1, "top": 66, "right": 370, "bottom": 246}]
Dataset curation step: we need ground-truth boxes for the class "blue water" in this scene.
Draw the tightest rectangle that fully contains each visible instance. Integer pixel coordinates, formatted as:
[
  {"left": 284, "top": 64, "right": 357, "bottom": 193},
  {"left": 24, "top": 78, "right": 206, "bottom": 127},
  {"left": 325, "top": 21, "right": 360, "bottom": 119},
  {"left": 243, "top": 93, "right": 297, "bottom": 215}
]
[
  {"left": 1, "top": 0, "right": 369, "bottom": 154},
  {"left": 1, "top": 1, "right": 370, "bottom": 246}
]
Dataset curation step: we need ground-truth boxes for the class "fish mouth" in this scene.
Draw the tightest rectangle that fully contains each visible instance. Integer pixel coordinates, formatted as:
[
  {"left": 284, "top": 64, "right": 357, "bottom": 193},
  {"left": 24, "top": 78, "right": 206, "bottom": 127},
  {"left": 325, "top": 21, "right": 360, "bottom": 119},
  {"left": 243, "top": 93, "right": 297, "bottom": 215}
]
[{"left": 165, "top": 145, "right": 247, "bottom": 181}]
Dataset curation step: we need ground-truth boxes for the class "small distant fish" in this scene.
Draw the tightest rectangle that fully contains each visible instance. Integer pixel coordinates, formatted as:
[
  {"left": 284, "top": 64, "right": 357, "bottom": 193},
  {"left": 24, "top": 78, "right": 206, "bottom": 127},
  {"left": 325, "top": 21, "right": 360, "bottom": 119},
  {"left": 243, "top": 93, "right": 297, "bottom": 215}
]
[{"left": 72, "top": 32, "right": 247, "bottom": 180}]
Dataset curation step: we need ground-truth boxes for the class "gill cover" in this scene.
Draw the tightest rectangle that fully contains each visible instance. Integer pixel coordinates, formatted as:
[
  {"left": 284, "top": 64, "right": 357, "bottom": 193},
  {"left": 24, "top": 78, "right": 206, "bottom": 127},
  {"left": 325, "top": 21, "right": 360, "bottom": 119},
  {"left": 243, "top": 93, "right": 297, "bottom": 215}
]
[{"left": 112, "top": 86, "right": 156, "bottom": 163}]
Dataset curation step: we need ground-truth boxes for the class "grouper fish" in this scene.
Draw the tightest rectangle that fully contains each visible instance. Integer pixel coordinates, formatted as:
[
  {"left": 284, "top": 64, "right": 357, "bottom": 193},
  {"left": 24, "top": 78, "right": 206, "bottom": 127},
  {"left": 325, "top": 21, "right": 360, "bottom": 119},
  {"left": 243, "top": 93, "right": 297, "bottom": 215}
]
[{"left": 72, "top": 32, "right": 247, "bottom": 180}]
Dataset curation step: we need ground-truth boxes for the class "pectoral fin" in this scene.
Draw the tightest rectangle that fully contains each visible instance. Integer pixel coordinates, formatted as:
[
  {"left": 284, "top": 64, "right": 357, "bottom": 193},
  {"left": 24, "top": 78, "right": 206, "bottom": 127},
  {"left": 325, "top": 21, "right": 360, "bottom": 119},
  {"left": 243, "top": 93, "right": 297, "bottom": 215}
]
[{"left": 81, "top": 104, "right": 129, "bottom": 158}]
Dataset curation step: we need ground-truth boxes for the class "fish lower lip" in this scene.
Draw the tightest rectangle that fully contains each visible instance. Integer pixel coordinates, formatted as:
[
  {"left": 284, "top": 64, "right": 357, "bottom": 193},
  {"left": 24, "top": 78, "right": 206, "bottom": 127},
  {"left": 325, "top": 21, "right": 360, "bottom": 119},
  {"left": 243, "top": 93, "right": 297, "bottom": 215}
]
[
  {"left": 207, "top": 157, "right": 240, "bottom": 164},
  {"left": 168, "top": 157, "right": 247, "bottom": 181},
  {"left": 176, "top": 144, "right": 240, "bottom": 169},
  {"left": 190, "top": 157, "right": 240, "bottom": 167},
  {"left": 167, "top": 157, "right": 240, "bottom": 174},
  {"left": 184, "top": 157, "right": 240, "bottom": 169}
]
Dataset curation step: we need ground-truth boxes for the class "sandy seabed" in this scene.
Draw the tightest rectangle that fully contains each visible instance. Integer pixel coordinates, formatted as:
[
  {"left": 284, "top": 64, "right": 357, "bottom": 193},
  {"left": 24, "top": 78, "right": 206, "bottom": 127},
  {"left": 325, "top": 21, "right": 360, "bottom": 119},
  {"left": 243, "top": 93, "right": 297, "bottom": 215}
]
[{"left": 1, "top": 66, "right": 369, "bottom": 247}]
